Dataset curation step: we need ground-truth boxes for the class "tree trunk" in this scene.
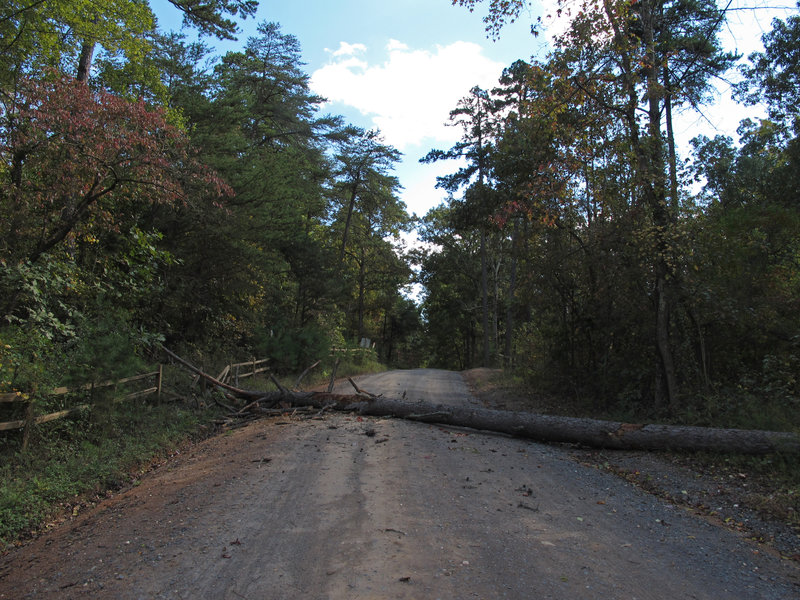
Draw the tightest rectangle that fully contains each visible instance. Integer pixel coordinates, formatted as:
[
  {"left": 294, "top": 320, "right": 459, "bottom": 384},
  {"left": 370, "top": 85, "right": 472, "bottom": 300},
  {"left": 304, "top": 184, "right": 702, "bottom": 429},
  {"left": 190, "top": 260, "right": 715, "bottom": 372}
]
[
  {"left": 641, "top": 0, "right": 679, "bottom": 411},
  {"left": 492, "top": 255, "right": 501, "bottom": 355},
  {"left": 274, "top": 392, "right": 800, "bottom": 455},
  {"left": 162, "top": 347, "right": 800, "bottom": 455},
  {"left": 504, "top": 218, "right": 519, "bottom": 367},
  {"left": 338, "top": 179, "right": 359, "bottom": 263},
  {"left": 663, "top": 64, "right": 679, "bottom": 212},
  {"left": 480, "top": 227, "right": 490, "bottom": 366},
  {"left": 77, "top": 41, "right": 95, "bottom": 82},
  {"left": 357, "top": 246, "right": 366, "bottom": 340}
]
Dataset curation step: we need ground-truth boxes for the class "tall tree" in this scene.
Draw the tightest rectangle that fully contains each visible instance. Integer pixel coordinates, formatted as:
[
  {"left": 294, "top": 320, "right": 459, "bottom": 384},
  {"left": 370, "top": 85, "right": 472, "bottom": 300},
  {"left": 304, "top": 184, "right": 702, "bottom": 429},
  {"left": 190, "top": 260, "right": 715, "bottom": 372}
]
[
  {"left": 150, "top": 21, "right": 342, "bottom": 356},
  {"left": 0, "top": 0, "right": 155, "bottom": 84},
  {"left": 418, "top": 204, "right": 485, "bottom": 369},
  {"left": 331, "top": 129, "right": 410, "bottom": 342},
  {"left": 333, "top": 129, "right": 402, "bottom": 264},
  {"left": 0, "top": 75, "right": 227, "bottom": 271},
  {"left": 737, "top": 2, "right": 800, "bottom": 136},
  {"left": 422, "top": 86, "right": 497, "bottom": 366},
  {"left": 457, "top": 0, "right": 737, "bottom": 410},
  {"left": 0, "top": 0, "right": 257, "bottom": 87}
]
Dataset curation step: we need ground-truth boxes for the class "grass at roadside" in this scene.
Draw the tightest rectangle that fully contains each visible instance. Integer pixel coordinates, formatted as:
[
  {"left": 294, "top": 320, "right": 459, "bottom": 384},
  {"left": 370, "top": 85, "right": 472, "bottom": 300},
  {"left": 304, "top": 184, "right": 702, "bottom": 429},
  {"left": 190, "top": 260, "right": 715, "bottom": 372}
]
[{"left": 0, "top": 400, "right": 220, "bottom": 550}]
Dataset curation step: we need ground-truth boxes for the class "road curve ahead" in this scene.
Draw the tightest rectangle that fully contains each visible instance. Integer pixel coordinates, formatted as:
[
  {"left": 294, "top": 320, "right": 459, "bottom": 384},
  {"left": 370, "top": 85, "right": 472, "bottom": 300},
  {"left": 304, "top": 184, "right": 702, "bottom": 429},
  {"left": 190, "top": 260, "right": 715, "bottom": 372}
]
[{"left": 1, "top": 369, "right": 798, "bottom": 599}]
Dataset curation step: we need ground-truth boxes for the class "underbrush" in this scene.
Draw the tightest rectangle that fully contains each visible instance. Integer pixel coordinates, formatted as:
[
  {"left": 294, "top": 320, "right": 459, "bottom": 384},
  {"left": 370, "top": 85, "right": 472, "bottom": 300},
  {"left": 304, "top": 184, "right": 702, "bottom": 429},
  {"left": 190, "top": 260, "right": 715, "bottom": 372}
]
[
  {"left": 677, "top": 387, "right": 799, "bottom": 432},
  {"left": 285, "top": 350, "right": 386, "bottom": 390},
  {"left": 0, "top": 399, "right": 219, "bottom": 549},
  {"left": 503, "top": 367, "right": 799, "bottom": 432}
]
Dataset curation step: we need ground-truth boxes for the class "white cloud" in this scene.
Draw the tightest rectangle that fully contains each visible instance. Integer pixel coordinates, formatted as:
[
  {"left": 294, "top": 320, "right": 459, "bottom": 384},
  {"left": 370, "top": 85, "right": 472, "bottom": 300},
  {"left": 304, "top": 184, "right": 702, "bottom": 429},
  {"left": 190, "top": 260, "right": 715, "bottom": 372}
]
[
  {"left": 387, "top": 39, "right": 409, "bottom": 52},
  {"left": 310, "top": 39, "right": 505, "bottom": 150},
  {"left": 329, "top": 41, "right": 367, "bottom": 57}
]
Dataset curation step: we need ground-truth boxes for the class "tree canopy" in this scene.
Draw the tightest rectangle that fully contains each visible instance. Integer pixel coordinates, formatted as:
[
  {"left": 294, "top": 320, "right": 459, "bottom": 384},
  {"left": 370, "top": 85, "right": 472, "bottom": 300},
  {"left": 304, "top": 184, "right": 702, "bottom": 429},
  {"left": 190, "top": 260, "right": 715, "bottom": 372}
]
[
  {"left": 0, "top": 0, "right": 797, "bottom": 434},
  {"left": 418, "top": 0, "right": 800, "bottom": 426},
  {"left": 0, "top": 7, "right": 419, "bottom": 400}
]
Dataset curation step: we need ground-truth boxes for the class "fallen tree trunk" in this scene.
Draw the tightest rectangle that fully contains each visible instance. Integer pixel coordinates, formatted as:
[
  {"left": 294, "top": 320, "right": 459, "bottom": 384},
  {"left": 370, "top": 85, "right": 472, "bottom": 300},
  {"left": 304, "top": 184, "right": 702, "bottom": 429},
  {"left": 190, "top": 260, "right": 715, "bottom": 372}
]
[
  {"left": 262, "top": 393, "right": 800, "bottom": 455},
  {"left": 161, "top": 347, "right": 800, "bottom": 454}
]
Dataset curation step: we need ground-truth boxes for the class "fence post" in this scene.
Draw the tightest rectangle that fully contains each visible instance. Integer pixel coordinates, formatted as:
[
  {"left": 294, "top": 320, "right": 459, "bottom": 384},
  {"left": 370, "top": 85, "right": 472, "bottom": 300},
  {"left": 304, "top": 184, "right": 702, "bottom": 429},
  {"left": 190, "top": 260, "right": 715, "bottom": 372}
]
[{"left": 21, "top": 399, "right": 34, "bottom": 452}]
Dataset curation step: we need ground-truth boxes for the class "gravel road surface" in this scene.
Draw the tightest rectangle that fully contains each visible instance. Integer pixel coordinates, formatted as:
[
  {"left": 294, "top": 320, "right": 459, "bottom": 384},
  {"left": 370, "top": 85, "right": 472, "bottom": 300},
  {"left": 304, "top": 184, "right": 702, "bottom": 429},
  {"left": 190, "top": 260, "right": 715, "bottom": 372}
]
[{"left": 1, "top": 368, "right": 798, "bottom": 599}]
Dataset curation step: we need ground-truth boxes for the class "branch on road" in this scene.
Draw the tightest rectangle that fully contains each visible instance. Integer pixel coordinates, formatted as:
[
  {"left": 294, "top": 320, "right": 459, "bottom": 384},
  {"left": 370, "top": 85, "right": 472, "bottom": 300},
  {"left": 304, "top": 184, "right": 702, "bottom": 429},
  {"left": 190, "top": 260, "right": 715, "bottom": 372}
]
[{"left": 162, "top": 347, "right": 800, "bottom": 455}]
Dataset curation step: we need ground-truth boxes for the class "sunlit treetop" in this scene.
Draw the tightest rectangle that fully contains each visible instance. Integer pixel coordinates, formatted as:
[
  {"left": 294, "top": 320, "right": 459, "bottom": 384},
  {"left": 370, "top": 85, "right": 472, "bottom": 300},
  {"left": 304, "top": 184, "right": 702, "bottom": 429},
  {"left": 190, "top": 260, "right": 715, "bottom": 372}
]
[{"left": 168, "top": 0, "right": 258, "bottom": 40}]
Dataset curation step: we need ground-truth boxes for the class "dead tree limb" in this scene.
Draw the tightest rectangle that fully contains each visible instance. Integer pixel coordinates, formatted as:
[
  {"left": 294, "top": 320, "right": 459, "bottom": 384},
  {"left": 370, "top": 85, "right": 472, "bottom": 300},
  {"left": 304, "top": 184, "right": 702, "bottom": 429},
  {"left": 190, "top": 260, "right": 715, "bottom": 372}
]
[
  {"left": 269, "top": 374, "right": 290, "bottom": 396},
  {"left": 294, "top": 360, "right": 321, "bottom": 390},
  {"left": 160, "top": 346, "right": 265, "bottom": 400},
  {"left": 327, "top": 359, "right": 340, "bottom": 393},
  {"left": 348, "top": 377, "right": 378, "bottom": 398}
]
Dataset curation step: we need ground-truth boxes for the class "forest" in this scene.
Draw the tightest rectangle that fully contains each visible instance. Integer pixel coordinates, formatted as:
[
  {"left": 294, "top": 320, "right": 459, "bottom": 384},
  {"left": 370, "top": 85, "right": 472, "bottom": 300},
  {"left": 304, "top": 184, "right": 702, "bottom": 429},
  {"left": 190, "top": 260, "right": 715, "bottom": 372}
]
[{"left": 1, "top": 0, "right": 798, "bottom": 433}]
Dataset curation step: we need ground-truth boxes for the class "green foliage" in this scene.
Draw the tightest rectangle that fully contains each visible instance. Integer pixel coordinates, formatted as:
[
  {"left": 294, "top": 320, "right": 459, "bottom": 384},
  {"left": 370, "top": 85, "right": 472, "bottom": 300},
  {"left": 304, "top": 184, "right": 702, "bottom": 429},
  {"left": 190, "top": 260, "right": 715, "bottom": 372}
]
[
  {"left": 329, "top": 348, "right": 385, "bottom": 381},
  {"left": 737, "top": 2, "right": 800, "bottom": 135},
  {"left": 425, "top": 0, "right": 800, "bottom": 426},
  {"left": 168, "top": 0, "right": 257, "bottom": 40},
  {"left": 0, "top": 0, "right": 156, "bottom": 84},
  {"left": 0, "top": 400, "right": 212, "bottom": 548},
  {"left": 255, "top": 323, "right": 332, "bottom": 373}
]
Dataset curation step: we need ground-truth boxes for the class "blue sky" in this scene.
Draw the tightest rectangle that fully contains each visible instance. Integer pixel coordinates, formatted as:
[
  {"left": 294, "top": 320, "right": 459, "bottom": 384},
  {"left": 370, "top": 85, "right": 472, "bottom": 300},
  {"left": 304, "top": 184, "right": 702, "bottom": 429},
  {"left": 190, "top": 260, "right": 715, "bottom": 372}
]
[
  {"left": 152, "top": 0, "right": 547, "bottom": 217},
  {"left": 150, "top": 1, "right": 792, "bottom": 218}
]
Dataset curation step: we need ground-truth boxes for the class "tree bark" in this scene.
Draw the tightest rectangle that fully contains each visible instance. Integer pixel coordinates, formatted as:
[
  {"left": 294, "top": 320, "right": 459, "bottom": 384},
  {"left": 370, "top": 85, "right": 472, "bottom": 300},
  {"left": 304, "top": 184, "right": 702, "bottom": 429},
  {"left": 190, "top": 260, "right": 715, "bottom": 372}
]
[
  {"left": 268, "top": 392, "right": 800, "bottom": 455},
  {"left": 480, "top": 227, "right": 490, "bottom": 366},
  {"left": 338, "top": 178, "right": 360, "bottom": 263},
  {"left": 503, "top": 218, "right": 518, "bottom": 367},
  {"left": 643, "top": 0, "right": 679, "bottom": 412},
  {"left": 76, "top": 41, "right": 95, "bottom": 82},
  {"left": 663, "top": 64, "right": 679, "bottom": 213}
]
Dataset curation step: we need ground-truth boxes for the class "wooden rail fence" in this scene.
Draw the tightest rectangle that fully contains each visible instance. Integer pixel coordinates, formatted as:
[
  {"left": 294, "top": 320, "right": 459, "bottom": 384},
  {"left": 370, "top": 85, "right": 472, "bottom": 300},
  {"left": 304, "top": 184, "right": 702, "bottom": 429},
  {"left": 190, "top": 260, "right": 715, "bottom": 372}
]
[
  {"left": 210, "top": 358, "right": 270, "bottom": 389},
  {"left": 0, "top": 367, "right": 163, "bottom": 448}
]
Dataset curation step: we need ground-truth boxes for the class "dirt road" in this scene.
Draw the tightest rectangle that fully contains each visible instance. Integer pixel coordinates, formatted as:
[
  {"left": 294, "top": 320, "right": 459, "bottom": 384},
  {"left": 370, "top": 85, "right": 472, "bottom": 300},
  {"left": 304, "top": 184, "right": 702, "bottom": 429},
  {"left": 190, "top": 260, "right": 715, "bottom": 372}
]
[{"left": 1, "top": 369, "right": 798, "bottom": 599}]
